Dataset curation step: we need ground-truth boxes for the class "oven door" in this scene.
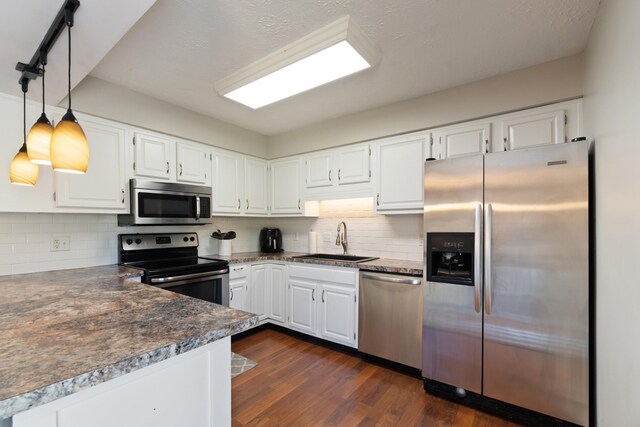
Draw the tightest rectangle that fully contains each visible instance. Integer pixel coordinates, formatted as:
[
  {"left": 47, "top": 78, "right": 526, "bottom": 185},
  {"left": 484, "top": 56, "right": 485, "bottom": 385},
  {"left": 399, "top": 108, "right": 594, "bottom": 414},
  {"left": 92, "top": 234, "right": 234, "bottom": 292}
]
[{"left": 149, "top": 269, "right": 229, "bottom": 306}]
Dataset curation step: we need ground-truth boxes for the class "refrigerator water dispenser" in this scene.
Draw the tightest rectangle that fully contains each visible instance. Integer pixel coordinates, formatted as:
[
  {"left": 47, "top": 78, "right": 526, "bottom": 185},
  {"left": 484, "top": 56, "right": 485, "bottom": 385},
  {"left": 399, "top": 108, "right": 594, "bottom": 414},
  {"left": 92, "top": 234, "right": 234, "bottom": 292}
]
[{"left": 426, "top": 232, "right": 474, "bottom": 286}]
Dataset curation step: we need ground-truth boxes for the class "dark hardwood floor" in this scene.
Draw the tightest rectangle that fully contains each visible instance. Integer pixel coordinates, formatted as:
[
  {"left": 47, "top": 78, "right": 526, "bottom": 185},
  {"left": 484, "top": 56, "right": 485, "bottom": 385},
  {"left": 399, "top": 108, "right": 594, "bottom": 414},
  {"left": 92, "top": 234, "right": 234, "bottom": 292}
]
[{"left": 231, "top": 328, "right": 521, "bottom": 426}]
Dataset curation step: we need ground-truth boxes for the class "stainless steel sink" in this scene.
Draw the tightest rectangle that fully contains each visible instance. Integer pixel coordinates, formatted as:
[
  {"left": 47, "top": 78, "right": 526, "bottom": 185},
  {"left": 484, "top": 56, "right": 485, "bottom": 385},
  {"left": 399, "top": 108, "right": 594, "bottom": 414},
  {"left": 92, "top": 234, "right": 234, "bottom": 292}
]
[{"left": 292, "top": 253, "right": 379, "bottom": 263}]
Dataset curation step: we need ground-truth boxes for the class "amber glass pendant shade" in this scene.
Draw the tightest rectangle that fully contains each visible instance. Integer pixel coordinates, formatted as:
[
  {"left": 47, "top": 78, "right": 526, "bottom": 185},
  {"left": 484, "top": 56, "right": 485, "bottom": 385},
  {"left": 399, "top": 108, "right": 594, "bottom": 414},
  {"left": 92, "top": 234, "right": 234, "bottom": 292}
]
[
  {"left": 50, "top": 109, "right": 88, "bottom": 174},
  {"left": 26, "top": 112, "right": 53, "bottom": 165},
  {"left": 10, "top": 144, "right": 39, "bottom": 186}
]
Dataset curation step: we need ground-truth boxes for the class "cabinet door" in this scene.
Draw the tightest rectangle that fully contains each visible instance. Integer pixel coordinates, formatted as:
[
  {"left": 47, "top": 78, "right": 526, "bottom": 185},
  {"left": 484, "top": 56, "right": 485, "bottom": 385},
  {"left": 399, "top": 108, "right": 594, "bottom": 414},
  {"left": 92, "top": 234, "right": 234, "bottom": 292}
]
[
  {"left": 305, "top": 152, "right": 333, "bottom": 189},
  {"left": 336, "top": 144, "right": 370, "bottom": 185},
  {"left": 229, "top": 277, "right": 248, "bottom": 311},
  {"left": 500, "top": 110, "right": 565, "bottom": 151},
  {"left": 319, "top": 283, "right": 356, "bottom": 347},
  {"left": 433, "top": 122, "right": 490, "bottom": 159},
  {"left": 376, "top": 133, "right": 427, "bottom": 213},
  {"left": 268, "top": 265, "right": 286, "bottom": 324},
  {"left": 244, "top": 157, "right": 268, "bottom": 215},
  {"left": 176, "top": 142, "right": 209, "bottom": 184},
  {"left": 270, "top": 158, "right": 302, "bottom": 215},
  {"left": 212, "top": 151, "right": 243, "bottom": 214},
  {"left": 54, "top": 118, "right": 127, "bottom": 210},
  {"left": 288, "top": 278, "right": 317, "bottom": 335},
  {"left": 133, "top": 132, "right": 173, "bottom": 180},
  {"left": 250, "top": 265, "right": 267, "bottom": 321}
]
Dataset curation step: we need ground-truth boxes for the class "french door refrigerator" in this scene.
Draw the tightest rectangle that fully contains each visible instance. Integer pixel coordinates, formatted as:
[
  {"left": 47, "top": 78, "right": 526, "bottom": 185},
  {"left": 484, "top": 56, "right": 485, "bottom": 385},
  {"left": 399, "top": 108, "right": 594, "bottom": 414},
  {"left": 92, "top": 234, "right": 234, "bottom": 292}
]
[{"left": 422, "top": 141, "right": 589, "bottom": 426}]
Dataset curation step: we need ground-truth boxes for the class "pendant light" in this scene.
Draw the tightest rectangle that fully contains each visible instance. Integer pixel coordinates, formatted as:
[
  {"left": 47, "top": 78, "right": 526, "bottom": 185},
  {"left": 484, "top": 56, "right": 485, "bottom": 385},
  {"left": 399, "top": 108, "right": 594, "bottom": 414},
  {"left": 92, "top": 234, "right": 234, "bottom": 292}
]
[
  {"left": 26, "top": 53, "right": 53, "bottom": 165},
  {"left": 50, "top": 7, "right": 89, "bottom": 174},
  {"left": 10, "top": 79, "right": 39, "bottom": 186}
]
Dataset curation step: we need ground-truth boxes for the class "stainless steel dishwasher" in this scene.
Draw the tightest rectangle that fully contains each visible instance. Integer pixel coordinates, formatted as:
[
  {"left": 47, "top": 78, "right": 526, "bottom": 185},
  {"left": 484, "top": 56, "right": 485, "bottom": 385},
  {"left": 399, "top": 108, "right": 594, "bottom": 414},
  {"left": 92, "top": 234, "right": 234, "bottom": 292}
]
[{"left": 358, "top": 271, "right": 423, "bottom": 369}]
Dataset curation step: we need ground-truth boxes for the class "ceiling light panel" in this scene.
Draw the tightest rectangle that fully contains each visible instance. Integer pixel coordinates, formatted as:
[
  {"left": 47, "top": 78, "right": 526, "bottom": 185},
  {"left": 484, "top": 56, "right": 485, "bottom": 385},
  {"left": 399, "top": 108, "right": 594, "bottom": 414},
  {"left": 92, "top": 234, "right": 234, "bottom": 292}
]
[{"left": 215, "top": 16, "right": 380, "bottom": 109}]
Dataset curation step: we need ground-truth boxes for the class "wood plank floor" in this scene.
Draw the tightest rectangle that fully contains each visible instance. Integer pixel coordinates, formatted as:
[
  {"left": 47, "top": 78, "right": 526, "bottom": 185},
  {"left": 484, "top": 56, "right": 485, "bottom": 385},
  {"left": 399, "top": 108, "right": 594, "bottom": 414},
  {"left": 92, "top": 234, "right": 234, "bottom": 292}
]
[{"left": 231, "top": 328, "right": 521, "bottom": 427}]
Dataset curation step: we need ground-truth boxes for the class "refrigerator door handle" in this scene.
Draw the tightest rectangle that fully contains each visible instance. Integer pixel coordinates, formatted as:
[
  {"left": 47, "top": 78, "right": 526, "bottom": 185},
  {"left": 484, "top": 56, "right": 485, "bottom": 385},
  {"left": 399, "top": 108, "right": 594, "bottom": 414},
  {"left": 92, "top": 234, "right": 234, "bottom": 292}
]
[
  {"left": 474, "top": 203, "right": 482, "bottom": 313},
  {"left": 484, "top": 203, "right": 493, "bottom": 315}
]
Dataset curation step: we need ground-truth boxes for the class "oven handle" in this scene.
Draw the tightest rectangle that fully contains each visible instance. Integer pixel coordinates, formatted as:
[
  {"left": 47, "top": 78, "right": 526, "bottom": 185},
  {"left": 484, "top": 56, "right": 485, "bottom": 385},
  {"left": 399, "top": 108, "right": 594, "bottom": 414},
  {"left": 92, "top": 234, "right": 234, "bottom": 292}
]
[{"left": 150, "top": 269, "right": 229, "bottom": 286}]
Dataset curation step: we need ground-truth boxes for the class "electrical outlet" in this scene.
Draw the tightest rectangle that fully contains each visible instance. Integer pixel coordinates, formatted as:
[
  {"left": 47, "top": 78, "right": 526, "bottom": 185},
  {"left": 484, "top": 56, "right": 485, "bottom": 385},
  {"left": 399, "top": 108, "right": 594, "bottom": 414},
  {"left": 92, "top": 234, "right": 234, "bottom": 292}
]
[
  {"left": 323, "top": 232, "right": 332, "bottom": 243},
  {"left": 51, "top": 236, "right": 70, "bottom": 252}
]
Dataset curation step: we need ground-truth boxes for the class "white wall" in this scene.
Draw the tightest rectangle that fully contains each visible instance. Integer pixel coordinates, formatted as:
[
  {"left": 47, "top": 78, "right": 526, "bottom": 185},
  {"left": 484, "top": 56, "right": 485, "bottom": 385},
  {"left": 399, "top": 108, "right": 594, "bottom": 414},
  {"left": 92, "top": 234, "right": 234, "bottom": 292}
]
[
  {"left": 267, "top": 54, "right": 585, "bottom": 158},
  {"left": 583, "top": 0, "right": 640, "bottom": 425},
  {"left": 66, "top": 76, "right": 268, "bottom": 158}
]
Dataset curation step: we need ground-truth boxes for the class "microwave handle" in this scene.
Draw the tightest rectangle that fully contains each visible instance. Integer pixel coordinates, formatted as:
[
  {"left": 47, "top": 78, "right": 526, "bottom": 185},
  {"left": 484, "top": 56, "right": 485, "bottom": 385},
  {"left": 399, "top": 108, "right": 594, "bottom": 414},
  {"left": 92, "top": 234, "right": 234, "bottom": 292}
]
[{"left": 195, "top": 195, "right": 201, "bottom": 220}]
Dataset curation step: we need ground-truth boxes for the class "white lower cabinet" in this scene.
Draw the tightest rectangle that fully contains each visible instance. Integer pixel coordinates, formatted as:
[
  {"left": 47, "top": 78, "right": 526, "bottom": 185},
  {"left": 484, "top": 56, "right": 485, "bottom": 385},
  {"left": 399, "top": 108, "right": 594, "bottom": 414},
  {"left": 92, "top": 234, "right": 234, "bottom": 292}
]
[
  {"left": 267, "top": 264, "right": 286, "bottom": 324},
  {"left": 250, "top": 264, "right": 267, "bottom": 321},
  {"left": 287, "top": 264, "right": 358, "bottom": 348},
  {"left": 229, "top": 264, "right": 250, "bottom": 312}
]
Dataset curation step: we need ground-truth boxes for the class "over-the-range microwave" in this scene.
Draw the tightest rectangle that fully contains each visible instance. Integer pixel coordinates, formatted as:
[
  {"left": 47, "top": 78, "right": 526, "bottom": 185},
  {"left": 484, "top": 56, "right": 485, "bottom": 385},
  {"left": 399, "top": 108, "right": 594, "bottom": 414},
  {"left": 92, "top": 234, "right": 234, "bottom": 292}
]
[{"left": 118, "top": 179, "right": 212, "bottom": 226}]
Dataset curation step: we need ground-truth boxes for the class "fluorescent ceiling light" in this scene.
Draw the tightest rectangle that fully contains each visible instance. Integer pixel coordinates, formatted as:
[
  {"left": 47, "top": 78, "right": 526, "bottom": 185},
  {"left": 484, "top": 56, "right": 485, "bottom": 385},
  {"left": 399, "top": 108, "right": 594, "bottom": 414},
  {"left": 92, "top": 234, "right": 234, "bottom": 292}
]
[{"left": 215, "top": 16, "right": 380, "bottom": 109}]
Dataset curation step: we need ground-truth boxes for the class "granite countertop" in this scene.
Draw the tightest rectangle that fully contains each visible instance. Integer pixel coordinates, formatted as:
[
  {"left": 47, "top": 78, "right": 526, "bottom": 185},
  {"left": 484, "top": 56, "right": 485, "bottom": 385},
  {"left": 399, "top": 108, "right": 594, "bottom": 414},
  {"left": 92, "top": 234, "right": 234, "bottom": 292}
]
[
  {"left": 205, "top": 252, "right": 423, "bottom": 276},
  {"left": 0, "top": 265, "right": 258, "bottom": 420}
]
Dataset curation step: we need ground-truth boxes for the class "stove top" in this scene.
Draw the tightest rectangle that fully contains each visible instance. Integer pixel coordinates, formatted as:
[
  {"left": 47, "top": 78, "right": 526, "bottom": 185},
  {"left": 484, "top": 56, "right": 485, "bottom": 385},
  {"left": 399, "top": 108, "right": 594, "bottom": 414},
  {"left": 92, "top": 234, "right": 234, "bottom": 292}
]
[{"left": 124, "top": 256, "right": 228, "bottom": 277}]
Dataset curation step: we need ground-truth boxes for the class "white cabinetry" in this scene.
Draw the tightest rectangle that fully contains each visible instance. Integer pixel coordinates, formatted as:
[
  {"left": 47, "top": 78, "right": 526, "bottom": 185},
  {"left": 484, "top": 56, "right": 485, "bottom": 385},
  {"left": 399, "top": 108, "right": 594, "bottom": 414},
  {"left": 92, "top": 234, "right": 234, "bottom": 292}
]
[
  {"left": 250, "top": 264, "right": 267, "bottom": 321},
  {"left": 54, "top": 115, "right": 127, "bottom": 211},
  {"left": 133, "top": 132, "right": 174, "bottom": 180},
  {"left": 375, "top": 131, "right": 429, "bottom": 214},
  {"left": 270, "top": 157, "right": 303, "bottom": 215},
  {"left": 245, "top": 263, "right": 286, "bottom": 325},
  {"left": 229, "top": 264, "right": 250, "bottom": 312},
  {"left": 499, "top": 109, "right": 565, "bottom": 151},
  {"left": 211, "top": 150, "right": 243, "bottom": 214},
  {"left": 267, "top": 264, "right": 286, "bottom": 324},
  {"left": 432, "top": 120, "right": 491, "bottom": 159},
  {"left": 303, "top": 143, "right": 372, "bottom": 200},
  {"left": 244, "top": 157, "right": 269, "bottom": 215},
  {"left": 176, "top": 141, "right": 210, "bottom": 185},
  {"left": 287, "top": 264, "right": 358, "bottom": 347}
]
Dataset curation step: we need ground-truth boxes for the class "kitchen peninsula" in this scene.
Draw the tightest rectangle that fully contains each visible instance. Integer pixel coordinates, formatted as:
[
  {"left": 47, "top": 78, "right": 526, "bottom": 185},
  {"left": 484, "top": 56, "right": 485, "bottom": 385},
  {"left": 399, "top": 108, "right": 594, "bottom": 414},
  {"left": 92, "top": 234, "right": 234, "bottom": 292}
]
[{"left": 0, "top": 265, "right": 257, "bottom": 427}]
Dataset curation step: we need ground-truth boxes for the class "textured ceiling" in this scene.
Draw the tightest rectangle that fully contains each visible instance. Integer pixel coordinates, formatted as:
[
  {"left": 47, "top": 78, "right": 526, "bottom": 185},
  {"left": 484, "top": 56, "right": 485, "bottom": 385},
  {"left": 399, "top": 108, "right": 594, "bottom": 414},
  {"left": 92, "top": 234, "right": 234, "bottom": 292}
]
[{"left": 90, "top": 0, "right": 600, "bottom": 136}]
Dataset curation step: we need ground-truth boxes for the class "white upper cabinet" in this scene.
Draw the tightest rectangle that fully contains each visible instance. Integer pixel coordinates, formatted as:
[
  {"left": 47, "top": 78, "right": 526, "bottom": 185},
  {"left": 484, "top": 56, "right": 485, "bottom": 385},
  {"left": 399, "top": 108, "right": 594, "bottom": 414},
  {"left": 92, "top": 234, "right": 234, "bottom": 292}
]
[
  {"left": 133, "top": 132, "right": 174, "bottom": 180},
  {"left": 176, "top": 141, "right": 210, "bottom": 185},
  {"left": 54, "top": 116, "right": 127, "bottom": 211},
  {"left": 244, "top": 157, "right": 269, "bottom": 215},
  {"left": 211, "top": 150, "right": 243, "bottom": 214},
  {"left": 375, "top": 132, "right": 429, "bottom": 214},
  {"left": 499, "top": 109, "right": 565, "bottom": 151},
  {"left": 336, "top": 145, "right": 370, "bottom": 185},
  {"left": 432, "top": 121, "right": 491, "bottom": 159},
  {"left": 270, "top": 157, "right": 302, "bottom": 215},
  {"left": 305, "top": 152, "right": 333, "bottom": 189}
]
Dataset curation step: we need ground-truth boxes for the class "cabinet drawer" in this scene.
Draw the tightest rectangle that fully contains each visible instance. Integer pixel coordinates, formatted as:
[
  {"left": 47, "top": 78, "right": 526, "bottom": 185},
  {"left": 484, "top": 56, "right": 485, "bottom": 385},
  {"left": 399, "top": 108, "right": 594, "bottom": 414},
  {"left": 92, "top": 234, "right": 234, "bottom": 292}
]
[
  {"left": 288, "top": 264, "right": 357, "bottom": 286},
  {"left": 229, "top": 264, "right": 249, "bottom": 279}
]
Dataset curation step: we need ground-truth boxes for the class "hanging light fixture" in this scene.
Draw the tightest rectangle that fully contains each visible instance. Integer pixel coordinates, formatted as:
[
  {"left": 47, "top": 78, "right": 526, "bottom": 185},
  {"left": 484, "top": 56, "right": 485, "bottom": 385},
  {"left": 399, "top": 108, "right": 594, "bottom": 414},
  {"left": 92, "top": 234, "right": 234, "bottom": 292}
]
[
  {"left": 50, "top": 5, "right": 89, "bottom": 174},
  {"left": 26, "top": 52, "right": 53, "bottom": 165},
  {"left": 10, "top": 79, "right": 39, "bottom": 186}
]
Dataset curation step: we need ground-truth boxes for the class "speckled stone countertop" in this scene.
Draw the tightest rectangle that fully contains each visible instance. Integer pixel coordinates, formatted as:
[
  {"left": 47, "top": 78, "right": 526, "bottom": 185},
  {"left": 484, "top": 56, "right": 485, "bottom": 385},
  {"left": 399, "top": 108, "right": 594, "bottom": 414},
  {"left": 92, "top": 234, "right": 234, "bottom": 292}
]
[
  {"left": 0, "top": 265, "right": 258, "bottom": 420},
  {"left": 203, "top": 252, "right": 423, "bottom": 276}
]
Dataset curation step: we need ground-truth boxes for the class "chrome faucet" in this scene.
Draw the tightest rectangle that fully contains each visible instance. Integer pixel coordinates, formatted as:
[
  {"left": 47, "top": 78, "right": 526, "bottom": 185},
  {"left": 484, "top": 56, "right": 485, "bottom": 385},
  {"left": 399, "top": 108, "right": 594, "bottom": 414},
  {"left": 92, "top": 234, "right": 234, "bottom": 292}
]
[{"left": 336, "top": 221, "right": 348, "bottom": 254}]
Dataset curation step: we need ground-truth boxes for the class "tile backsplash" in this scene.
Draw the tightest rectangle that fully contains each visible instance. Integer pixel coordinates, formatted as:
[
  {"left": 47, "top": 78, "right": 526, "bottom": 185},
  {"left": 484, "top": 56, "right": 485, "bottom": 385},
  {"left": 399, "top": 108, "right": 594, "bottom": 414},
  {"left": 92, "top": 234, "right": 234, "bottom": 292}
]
[{"left": 0, "top": 197, "right": 423, "bottom": 276}]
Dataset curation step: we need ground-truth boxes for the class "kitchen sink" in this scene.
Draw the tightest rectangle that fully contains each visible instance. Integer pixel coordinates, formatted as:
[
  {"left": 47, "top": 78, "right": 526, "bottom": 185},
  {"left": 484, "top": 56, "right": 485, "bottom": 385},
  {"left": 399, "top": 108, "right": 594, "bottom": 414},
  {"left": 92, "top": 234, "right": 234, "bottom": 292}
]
[{"left": 293, "top": 254, "right": 379, "bottom": 263}]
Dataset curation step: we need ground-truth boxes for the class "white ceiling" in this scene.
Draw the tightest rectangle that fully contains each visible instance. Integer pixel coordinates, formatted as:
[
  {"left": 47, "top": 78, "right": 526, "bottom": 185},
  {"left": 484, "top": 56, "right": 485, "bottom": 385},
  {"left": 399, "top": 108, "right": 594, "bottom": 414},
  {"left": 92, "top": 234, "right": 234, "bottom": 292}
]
[
  {"left": 91, "top": 0, "right": 600, "bottom": 136},
  {"left": 0, "top": 0, "right": 156, "bottom": 107}
]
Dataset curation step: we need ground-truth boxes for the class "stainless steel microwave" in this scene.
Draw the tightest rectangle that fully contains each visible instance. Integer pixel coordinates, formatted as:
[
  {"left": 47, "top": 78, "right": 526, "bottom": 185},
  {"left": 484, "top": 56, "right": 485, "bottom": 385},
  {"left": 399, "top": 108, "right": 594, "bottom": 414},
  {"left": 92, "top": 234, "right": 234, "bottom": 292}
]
[{"left": 118, "top": 179, "right": 212, "bottom": 226}]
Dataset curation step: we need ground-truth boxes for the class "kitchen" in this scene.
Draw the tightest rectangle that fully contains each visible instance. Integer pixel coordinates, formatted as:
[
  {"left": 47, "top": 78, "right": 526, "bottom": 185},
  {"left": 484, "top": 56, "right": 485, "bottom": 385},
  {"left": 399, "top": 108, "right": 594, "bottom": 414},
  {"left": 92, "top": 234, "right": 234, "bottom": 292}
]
[{"left": 0, "top": 0, "right": 637, "bottom": 426}]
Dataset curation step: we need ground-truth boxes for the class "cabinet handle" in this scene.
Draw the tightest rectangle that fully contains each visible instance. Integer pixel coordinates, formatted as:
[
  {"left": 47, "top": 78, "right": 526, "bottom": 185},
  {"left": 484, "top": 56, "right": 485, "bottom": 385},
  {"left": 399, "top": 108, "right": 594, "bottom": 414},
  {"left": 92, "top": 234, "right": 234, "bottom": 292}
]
[
  {"left": 179, "top": 163, "right": 183, "bottom": 176},
  {"left": 298, "top": 199, "right": 301, "bottom": 210},
  {"left": 237, "top": 199, "right": 241, "bottom": 210},
  {"left": 329, "top": 170, "right": 332, "bottom": 182},
  {"left": 338, "top": 169, "right": 341, "bottom": 181},
  {"left": 230, "top": 288, "right": 234, "bottom": 301},
  {"left": 503, "top": 137, "right": 508, "bottom": 151},
  {"left": 121, "top": 189, "right": 125, "bottom": 204},
  {"left": 376, "top": 193, "right": 380, "bottom": 206},
  {"left": 322, "top": 289, "right": 325, "bottom": 303},
  {"left": 246, "top": 199, "right": 249, "bottom": 210},
  {"left": 166, "top": 161, "right": 170, "bottom": 174},
  {"left": 233, "top": 267, "right": 244, "bottom": 272},
  {"left": 312, "top": 289, "right": 315, "bottom": 301},
  {"left": 485, "top": 139, "right": 489, "bottom": 154}
]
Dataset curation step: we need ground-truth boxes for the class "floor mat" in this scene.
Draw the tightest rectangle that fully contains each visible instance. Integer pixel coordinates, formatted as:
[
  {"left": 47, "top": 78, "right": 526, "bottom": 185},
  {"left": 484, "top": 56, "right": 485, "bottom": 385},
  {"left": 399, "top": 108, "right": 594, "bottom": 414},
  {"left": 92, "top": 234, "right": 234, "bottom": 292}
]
[{"left": 231, "top": 352, "right": 257, "bottom": 378}]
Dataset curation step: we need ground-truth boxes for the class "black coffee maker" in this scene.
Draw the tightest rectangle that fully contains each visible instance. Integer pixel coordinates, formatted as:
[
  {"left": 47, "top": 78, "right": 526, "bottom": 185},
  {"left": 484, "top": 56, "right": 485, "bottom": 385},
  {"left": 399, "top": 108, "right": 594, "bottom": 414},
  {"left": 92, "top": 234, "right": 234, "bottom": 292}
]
[{"left": 260, "top": 228, "right": 283, "bottom": 253}]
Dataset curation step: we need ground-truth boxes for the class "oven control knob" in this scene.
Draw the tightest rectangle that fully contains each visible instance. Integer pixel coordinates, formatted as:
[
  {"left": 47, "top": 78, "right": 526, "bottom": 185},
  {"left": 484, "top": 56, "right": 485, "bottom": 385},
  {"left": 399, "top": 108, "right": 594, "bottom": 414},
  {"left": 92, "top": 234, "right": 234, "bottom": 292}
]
[
  {"left": 189, "top": 237, "right": 195, "bottom": 242},
  {"left": 135, "top": 239, "right": 142, "bottom": 245},
  {"left": 126, "top": 239, "right": 133, "bottom": 245},
  {"left": 183, "top": 237, "right": 189, "bottom": 242}
]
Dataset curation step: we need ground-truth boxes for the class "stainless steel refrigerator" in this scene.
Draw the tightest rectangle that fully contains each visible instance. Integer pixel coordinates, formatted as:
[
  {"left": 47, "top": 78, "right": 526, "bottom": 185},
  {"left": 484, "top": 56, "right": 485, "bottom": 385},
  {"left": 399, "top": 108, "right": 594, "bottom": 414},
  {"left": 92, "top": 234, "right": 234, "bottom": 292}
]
[{"left": 422, "top": 141, "right": 589, "bottom": 426}]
